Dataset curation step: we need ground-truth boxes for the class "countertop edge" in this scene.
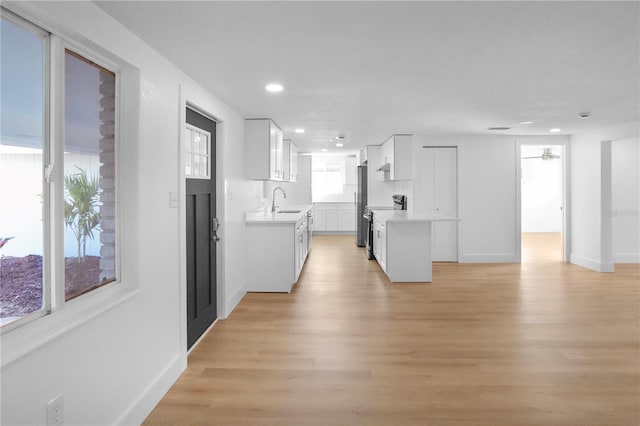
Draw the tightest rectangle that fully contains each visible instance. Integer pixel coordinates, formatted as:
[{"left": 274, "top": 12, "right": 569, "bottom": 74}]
[{"left": 246, "top": 205, "right": 313, "bottom": 224}]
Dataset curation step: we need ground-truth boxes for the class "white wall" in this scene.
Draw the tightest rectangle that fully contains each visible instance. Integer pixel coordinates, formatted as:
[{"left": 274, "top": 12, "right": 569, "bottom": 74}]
[
  {"left": 612, "top": 137, "right": 640, "bottom": 262},
  {"left": 1, "top": 2, "right": 259, "bottom": 425},
  {"left": 416, "top": 135, "right": 569, "bottom": 262},
  {"left": 570, "top": 122, "right": 639, "bottom": 271},
  {"left": 417, "top": 135, "right": 518, "bottom": 262}
]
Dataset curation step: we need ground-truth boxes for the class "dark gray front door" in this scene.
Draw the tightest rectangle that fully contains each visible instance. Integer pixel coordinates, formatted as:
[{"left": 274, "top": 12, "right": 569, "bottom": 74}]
[{"left": 185, "top": 107, "right": 217, "bottom": 349}]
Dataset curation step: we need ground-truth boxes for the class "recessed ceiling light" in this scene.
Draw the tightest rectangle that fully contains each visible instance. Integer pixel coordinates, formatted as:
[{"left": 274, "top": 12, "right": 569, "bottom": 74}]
[
  {"left": 321, "top": 148, "right": 328, "bottom": 152},
  {"left": 265, "top": 83, "right": 283, "bottom": 92},
  {"left": 295, "top": 128, "right": 305, "bottom": 134},
  {"left": 335, "top": 143, "right": 344, "bottom": 147},
  {"left": 549, "top": 128, "right": 561, "bottom": 133},
  {"left": 519, "top": 121, "right": 534, "bottom": 125}
]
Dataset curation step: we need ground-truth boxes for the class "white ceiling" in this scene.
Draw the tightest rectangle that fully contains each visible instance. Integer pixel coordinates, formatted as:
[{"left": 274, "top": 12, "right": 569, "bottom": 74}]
[{"left": 95, "top": 1, "right": 639, "bottom": 153}]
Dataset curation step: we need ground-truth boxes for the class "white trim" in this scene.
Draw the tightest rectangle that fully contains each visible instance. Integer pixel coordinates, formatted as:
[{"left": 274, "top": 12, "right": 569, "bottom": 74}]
[
  {"left": 178, "top": 92, "right": 226, "bottom": 349},
  {"left": 612, "top": 254, "right": 640, "bottom": 263},
  {"left": 570, "top": 254, "right": 615, "bottom": 272},
  {"left": 516, "top": 138, "right": 571, "bottom": 263},
  {"left": 114, "top": 353, "right": 186, "bottom": 426},
  {"left": 225, "top": 284, "right": 246, "bottom": 318},
  {"left": 515, "top": 141, "right": 522, "bottom": 262},
  {"left": 600, "top": 141, "right": 614, "bottom": 268},
  {"left": 50, "top": 33, "right": 66, "bottom": 312}
]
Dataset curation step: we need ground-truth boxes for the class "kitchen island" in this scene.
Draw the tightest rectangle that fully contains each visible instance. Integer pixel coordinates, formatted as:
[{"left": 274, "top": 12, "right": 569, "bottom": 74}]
[
  {"left": 371, "top": 209, "right": 459, "bottom": 282},
  {"left": 245, "top": 205, "right": 313, "bottom": 292}
]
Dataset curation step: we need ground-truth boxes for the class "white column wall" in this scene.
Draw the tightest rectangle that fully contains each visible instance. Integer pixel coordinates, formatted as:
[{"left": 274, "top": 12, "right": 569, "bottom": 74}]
[
  {"left": 612, "top": 137, "right": 640, "bottom": 262},
  {"left": 569, "top": 122, "right": 639, "bottom": 271}
]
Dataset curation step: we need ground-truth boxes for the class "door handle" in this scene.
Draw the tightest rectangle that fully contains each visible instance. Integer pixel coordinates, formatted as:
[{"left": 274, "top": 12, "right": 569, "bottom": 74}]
[{"left": 211, "top": 218, "right": 220, "bottom": 242}]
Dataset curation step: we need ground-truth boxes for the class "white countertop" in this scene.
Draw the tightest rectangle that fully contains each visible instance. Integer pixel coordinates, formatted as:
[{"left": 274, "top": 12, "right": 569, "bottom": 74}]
[
  {"left": 371, "top": 209, "right": 459, "bottom": 223},
  {"left": 246, "top": 205, "right": 312, "bottom": 224}
]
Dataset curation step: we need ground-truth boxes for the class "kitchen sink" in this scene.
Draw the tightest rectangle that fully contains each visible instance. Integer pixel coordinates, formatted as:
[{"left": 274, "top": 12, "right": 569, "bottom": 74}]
[{"left": 277, "top": 210, "right": 301, "bottom": 214}]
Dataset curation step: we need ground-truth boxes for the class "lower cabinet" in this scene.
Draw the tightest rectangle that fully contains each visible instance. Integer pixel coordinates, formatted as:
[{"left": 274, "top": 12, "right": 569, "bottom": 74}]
[
  {"left": 313, "top": 203, "right": 356, "bottom": 232},
  {"left": 373, "top": 216, "right": 387, "bottom": 272},
  {"left": 294, "top": 218, "right": 308, "bottom": 281},
  {"left": 373, "top": 216, "right": 433, "bottom": 282},
  {"left": 246, "top": 214, "right": 310, "bottom": 292},
  {"left": 337, "top": 204, "right": 356, "bottom": 231}
]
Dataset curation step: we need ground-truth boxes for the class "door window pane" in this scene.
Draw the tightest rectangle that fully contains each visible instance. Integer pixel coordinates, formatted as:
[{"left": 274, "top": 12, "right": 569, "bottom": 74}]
[
  {"left": 185, "top": 125, "right": 211, "bottom": 179},
  {"left": 0, "top": 17, "right": 46, "bottom": 326},
  {"left": 64, "top": 50, "right": 116, "bottom": 300}
]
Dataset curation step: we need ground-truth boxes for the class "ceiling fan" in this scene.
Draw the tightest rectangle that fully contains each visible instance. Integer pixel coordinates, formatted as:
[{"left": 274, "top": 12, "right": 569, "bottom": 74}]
[{"left": 522, "top": 147, "right": 561, "bottom": 161}]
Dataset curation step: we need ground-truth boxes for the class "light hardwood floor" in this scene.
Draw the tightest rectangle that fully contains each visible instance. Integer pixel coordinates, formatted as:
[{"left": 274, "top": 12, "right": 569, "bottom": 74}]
[{"left": 144, "top": 234, "right": 639, "bottom": 426}]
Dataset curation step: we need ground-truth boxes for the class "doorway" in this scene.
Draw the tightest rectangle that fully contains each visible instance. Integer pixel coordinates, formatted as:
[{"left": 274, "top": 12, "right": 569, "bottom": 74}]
[
  {"left": 520, "top": 145, "right": 565, "bottom": 262},
  {"left": 185, "top": 107, "right": 218, "bottom": 349}
]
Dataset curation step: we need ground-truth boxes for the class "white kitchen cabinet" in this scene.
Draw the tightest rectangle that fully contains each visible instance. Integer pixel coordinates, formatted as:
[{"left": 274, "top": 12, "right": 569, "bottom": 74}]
[
  {"left": 326, "top": 207, "right": 338, "bottom": 230},
  {"left": 313, "top": 203, "right": 356, "bottom": 232},
  {"left": 379, "top": 134, "right": 413, "bottom": 181},
  {"left": 372, "top": 212, "right": 437, "bottom": 282},
  {"left": 313, "top": 204, "right": 327, "bottom": 231},
  {"left": 245, "top": 118, "right": 284, "bottom": 181},
  {"left": 294, "top": 216, "right": 308, "bottom": 280},
  {"left": 246, "top": 207, "right": 312, "bottom": 292},
  {"left": 359, "top": 146, "right": 368, "bottom": 165},
  {"left": 284, "top": 139, "right": 298, "bottom": 182},
  {"left": 289, "top": 155, "right": 312, "bottom": 205},
  {"left": 345, "top": 155, "right": 357, "bottom": 186},
  {"left": 337, "top": 203, "right": 356, "bottom": 231},
  {"left": 373, "top": 215, "right": 387, "bottom": 272}
]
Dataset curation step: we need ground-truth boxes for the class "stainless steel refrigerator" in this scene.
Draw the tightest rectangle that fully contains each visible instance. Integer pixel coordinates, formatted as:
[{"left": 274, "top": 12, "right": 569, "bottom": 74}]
[{"left": 356, "top": 165, "right": 367, "bottom": 246}]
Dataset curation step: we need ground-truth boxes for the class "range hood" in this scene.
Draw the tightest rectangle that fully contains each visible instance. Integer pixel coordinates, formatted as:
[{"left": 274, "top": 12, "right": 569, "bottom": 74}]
[{"left": 376, "top": 163, "right": 390, "bottom": 172}]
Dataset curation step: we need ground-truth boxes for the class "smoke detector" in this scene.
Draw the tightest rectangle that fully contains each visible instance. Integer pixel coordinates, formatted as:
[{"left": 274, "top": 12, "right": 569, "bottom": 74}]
[{"left": 578, "top": 112, "right": 591, "bottom": 119}]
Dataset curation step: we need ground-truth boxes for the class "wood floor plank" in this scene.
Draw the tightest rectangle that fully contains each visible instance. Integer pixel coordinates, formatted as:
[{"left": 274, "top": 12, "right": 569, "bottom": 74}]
[{"left": 144, "top": 234, "right": 640, "bottom": 425}]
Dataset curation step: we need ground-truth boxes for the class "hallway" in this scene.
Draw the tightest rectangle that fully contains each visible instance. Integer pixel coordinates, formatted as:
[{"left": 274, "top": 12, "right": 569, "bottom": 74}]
[{"left": 145, "top": 235, "right": 640, "bottom": 426}]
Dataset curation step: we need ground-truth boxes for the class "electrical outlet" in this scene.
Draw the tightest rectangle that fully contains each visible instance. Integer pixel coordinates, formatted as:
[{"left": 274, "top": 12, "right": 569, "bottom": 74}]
[{"left": 46, "top": 394, "right": 64, "bottom": 426}]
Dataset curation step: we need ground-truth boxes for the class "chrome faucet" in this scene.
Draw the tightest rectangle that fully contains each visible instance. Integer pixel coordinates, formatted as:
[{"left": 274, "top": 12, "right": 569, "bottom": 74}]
[{"left": 271, "top": 186, "right": 287, "bottom": 212}]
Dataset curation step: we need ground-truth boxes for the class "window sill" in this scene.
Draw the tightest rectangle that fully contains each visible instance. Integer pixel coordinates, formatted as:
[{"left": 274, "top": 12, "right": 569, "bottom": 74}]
[{"left": 1, "top": 284, "right": 139, "bottom": 368}]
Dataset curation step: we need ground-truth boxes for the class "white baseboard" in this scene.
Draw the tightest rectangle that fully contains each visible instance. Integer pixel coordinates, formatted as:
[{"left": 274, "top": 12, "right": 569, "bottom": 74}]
[
  {"left": 115, "top": 353, "right": 186, "bottom": 426},
  {"left": 613, "top": 253, "right": 640, "bottom": 263},
  {"left": 459, "top": 254, "right": 519, "bottom": 263},
  {"left": 224, "top": 283, "right": 246, "bottom": 319},
  {"left": 570, "top": 255, "right": 615, "bottom": 272}
]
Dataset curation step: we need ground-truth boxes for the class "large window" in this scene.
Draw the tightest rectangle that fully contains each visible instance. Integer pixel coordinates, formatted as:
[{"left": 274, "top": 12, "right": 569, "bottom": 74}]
[
  {"left": 64, "top": 50, "right": 116, "bottom": 300},
  {"left": 0, "top": 12, "right": 118, "bottom": 328},
  {"left": 312, "top": 160, "right": 344, "bottom": 197},
  {"left": 0, "top": 15, "right": 46, "bottom": 327}
]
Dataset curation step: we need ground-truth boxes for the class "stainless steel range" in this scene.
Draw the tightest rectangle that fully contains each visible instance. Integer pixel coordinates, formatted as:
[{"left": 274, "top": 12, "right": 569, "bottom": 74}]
[{"left": 364, "top": 194, "right": 407, "bottom": 259}]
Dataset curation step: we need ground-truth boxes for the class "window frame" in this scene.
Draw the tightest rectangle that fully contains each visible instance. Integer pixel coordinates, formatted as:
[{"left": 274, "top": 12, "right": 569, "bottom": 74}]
[{"left": 1, "top": 7, "right": 135, "bottom": 365}]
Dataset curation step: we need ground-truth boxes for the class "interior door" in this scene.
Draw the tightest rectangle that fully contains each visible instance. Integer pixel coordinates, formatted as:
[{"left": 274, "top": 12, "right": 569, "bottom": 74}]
[
  {"left": 185, "top": 107, "right": 217, "bottom": 349},
  {"left": 422, "top": 147, "right": 458, "bottom": 261}
]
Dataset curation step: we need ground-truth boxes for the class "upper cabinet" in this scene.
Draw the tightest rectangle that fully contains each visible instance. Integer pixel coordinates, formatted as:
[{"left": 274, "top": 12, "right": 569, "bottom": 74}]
[
  {"left": 379, "top": 134, "right": 413, "bottom": 181},
  {"left": 284, "top": 139, "right": 298, "bottom": 182},
  {"left": 359, "top": 146, "right": 368, "bottom": 165},
  {"left": 245, "top": 118, "right": 284, "bottom": 180}
]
